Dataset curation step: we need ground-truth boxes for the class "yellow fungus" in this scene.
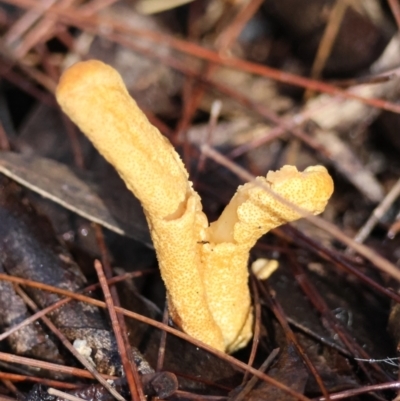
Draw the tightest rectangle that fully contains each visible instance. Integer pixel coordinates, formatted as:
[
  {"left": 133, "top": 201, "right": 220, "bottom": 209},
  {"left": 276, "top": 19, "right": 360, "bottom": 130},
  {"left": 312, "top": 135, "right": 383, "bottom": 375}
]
[
  {"left": 56, "top": 60, "right": 334, "bottom": 353},
  {"left": 251, "top": 258, "right": 279, "bottom": 280}
]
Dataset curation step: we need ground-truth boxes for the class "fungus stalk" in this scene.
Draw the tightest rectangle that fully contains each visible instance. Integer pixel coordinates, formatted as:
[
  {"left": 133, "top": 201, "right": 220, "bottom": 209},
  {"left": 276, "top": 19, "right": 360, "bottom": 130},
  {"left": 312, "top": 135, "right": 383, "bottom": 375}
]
[
  {"left": 204, "top": 165, "right": 333, "bottom": 352},
  {"left": 56, "top": 60, "right": 334, "bottom": 353}
]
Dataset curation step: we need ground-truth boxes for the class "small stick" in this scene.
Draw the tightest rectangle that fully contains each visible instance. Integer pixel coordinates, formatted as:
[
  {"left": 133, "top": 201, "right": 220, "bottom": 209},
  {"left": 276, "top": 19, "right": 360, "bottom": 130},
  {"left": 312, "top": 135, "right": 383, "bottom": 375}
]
[
  {"left": 47, "top": 387, "right": 86, "bottom": 401},
  {"left": 94, "top": 260, "right": 144, "bottom": 401},
  {"left": 346, "top": 177, "right": 400, "bottom": 254}
]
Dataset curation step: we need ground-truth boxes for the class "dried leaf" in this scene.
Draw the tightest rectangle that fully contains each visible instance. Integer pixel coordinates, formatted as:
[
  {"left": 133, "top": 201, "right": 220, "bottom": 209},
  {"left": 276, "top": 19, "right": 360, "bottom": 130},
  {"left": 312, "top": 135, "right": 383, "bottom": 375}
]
[
  {"left": 0, "top": 263, "right": 63, "bottom": 364},
  {"left": 0, "top": 152, "right": 152, "bottom": 247},
  {"left": 0, "top": 180, "right": 153, "bottom": 376}
]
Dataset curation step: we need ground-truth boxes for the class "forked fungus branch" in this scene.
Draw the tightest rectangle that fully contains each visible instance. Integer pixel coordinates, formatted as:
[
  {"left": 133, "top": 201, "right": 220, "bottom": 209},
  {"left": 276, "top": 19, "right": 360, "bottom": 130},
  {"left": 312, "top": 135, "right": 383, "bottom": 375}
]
[{"left": 56, "top": 60, "right": 334, "bottom": 353}]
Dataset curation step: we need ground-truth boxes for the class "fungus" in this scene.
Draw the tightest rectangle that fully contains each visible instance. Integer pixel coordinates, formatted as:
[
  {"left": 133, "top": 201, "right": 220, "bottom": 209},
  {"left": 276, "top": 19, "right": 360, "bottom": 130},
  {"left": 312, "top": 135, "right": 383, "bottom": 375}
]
[
  {"left": 251, "top": 258, "right": 279, "bottom": 281},
  {"left": 56, "top": 60, "right": 334, "bottom": 353}
]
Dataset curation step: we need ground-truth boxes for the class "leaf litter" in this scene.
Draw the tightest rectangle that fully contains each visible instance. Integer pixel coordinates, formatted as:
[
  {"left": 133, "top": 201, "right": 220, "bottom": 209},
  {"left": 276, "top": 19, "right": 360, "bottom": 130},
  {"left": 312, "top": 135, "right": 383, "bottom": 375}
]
[{"left": 1, "top": 1, "right": 400, "bottom": 400}]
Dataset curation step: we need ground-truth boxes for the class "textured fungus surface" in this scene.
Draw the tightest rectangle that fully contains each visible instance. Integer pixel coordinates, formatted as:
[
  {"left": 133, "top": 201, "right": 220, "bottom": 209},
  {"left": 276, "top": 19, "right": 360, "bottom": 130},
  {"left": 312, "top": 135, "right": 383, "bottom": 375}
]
[{"left": 56, "top": 60, "right": 334, "bottom": 353}]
